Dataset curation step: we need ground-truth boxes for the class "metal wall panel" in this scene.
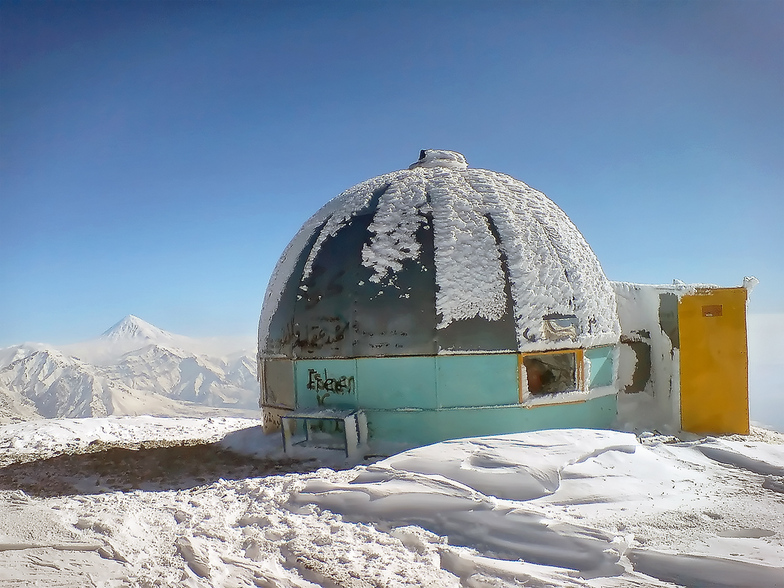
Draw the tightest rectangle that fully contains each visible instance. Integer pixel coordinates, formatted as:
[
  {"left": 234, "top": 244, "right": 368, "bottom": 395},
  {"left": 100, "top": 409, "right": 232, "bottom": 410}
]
[
  {"left": 355, "top": 356, "right": 437, "bottom": 409},
  {"left": 260, "top": 358, "right": 295, "bottom": 409},
  {"left": 366, "top": 394, "right": 617, "bottom": 446},
  {"left": 294, "top": 359, "right": 358, "bottom": 410},
  {"left": 435, "top": 354, "right": 519, "bottom": 408}
]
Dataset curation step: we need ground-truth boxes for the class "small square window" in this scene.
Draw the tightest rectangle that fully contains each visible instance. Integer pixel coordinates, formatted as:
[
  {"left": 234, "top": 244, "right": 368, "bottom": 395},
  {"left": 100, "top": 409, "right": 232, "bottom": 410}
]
[{"left": 523, "top": 352, "right": 578, "bottom": 394}]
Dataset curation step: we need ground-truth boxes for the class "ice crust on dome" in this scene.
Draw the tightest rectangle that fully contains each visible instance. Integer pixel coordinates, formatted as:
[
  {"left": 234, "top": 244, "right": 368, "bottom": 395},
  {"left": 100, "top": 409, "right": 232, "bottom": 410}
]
[
  {"left": 428, "top": 171, "right": 508, "bottom": 325},
  {"left": 259, "top": 155, "right": 619, "bottom": 352},
  {"left": 362, "top": 175, "right": 430, "bottom": 284}
]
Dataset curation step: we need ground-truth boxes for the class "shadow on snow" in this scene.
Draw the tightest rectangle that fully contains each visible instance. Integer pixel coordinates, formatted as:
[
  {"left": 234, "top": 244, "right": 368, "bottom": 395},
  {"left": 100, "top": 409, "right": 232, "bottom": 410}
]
[{"left": 0, "top": 441, "right": 318, "bottom": 497}]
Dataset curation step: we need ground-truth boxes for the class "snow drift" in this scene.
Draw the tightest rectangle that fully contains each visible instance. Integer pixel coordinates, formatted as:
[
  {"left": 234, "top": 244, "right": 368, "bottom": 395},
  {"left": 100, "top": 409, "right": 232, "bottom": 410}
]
[{"left": 0, "top": 419, "right": 782, "bottom": 587}]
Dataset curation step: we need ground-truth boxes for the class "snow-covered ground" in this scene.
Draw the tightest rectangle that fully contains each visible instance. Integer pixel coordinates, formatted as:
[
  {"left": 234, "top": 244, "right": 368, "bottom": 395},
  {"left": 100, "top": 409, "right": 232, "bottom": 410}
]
[
  {"left": 1, "top": 313, "right": 781, "bottom": 586},
  {"left": 1, "top": 417, "right": 782, "bottom": 587}
]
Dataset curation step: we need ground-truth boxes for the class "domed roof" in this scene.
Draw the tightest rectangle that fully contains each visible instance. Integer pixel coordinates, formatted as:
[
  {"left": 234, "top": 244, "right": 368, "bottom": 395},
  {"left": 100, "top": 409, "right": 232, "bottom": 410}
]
[{"left": 259, "top": 150, "right": 619, "bottom": 358}]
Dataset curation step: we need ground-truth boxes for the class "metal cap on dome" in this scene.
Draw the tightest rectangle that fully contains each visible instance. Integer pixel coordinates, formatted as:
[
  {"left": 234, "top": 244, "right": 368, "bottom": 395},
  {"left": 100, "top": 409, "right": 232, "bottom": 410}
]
[{"left": 408, "top": 149, "right": 468, "bottom": 170}]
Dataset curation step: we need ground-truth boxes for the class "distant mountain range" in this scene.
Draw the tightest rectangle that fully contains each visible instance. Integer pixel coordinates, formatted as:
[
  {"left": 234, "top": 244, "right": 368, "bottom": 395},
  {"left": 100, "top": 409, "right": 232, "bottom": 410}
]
[{"left": 0, "top": 316, "right": 260, "bottom": 423}]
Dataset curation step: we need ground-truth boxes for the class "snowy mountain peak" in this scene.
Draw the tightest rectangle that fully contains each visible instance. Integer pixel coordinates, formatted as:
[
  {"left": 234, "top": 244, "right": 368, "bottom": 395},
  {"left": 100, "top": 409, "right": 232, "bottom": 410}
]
[
  {"left": 1, "top": 316, "right": 260, "bottom": 421},
  {"left": 101, "top": 315, "right": 174, "bottom": 343}
]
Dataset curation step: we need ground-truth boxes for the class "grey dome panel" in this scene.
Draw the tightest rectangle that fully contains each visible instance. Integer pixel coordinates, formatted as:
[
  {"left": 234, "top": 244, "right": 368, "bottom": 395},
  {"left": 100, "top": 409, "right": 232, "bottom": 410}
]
[{"left": 263, "top": 183, "right": 517, "bottom": 358}]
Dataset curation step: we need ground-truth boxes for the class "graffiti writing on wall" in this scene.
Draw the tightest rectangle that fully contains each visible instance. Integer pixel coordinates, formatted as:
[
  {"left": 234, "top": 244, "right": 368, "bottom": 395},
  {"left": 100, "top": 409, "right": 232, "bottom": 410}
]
[
  {"left": 296, "top": 319, "right": 350, "bottom": 353},
  {"left": 307, "top": 368, "right": 355, "bottom": 406},
  {"left": 269, "top": 318, "right": 350, "bottom": 356}
]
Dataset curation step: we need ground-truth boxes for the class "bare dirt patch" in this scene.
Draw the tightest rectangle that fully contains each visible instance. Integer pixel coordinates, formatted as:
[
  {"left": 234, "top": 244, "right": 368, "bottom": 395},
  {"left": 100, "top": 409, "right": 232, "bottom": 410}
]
[{"left": 0, "top": 442, "right": 317, "bottom": 497}]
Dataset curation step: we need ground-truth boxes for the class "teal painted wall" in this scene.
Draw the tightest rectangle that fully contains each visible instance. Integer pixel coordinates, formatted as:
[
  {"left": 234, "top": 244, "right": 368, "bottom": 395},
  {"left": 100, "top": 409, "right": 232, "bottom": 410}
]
[
  {"left": 293, "top": 354, "right": 520, "bottom": 411},
  {"left": 357, "top": 356, "right": 437, "bottom": 409},
  {"left": 295, "top": 359, "right": 358, "bottom": 409},
  {"left": 289, "top": 352, "right": 617, "bottom": 445},
  {"left": 435, "top": 355, "right": 519, "bottom": 407},
  {"left": 366, "top": 394, "right": 618, "bottom": 446},
  {"left": 586, "top": 346, "right": 614, "bottom": 389}
]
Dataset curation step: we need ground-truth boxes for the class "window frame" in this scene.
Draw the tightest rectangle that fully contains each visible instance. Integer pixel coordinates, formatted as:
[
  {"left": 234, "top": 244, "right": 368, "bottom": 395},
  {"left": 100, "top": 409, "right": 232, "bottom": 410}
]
[{"left": 518, "top": 348, "right": 585, "bottom": 404}]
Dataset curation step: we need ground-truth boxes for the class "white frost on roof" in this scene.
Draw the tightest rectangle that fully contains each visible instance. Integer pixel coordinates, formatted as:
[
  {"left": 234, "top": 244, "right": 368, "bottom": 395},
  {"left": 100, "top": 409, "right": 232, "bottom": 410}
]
[
  {"left": 362, "top": 174, "right": 429, "bottom": 284},
  {"left": 428, "top": 170, "right": 508, "bottom": 325},
  {"left": 259, "top": 150, "right": 619, "bottom": 351}
]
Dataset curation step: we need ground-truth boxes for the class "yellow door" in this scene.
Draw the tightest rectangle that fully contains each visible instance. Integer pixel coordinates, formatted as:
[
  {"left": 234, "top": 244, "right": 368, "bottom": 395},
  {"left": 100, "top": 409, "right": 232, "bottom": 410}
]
[{"left": 679, "top": 288, "right": 749, "bottom": 435}]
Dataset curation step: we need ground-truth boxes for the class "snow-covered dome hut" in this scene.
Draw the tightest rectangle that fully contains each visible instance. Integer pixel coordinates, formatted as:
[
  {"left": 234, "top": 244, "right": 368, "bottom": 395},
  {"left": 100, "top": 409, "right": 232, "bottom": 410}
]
[{"left": 259, "top": 150, "right": 621, "bottom": 446}]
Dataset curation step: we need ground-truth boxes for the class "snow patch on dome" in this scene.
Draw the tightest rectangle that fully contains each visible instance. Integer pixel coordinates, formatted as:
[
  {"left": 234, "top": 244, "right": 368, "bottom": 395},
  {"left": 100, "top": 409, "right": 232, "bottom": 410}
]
[
  {"left": 362, "top": 174, "right": 430, "bottom": 284},
  {"left": 301, "top": 175, "right": 389, "bottom": 281},
  {"left": 428, "top": 172, "right": 508, "bottom": 326}
]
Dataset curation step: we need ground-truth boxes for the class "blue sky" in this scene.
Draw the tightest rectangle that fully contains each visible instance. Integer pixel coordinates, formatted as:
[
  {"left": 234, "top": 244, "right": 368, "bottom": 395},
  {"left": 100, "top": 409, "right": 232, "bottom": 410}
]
[{"left": 1, "top": 0, "right": 782, "bottom": 346}]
